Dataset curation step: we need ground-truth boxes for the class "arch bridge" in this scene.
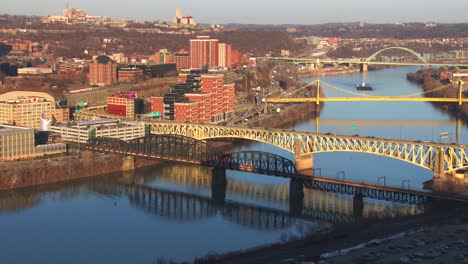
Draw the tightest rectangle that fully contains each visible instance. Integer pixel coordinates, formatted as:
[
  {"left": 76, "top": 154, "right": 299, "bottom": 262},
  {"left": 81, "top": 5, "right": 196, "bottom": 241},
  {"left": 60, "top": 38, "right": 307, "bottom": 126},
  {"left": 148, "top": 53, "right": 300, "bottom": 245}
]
[
  {"left": 259, "top": 46, "right": 468, "bottom": 68},
  {"left": 364, "top": 46, "right": 430, "bottom": 64},
  {"left": 146, "top": 121, "right": 468, "bottom": 179}
]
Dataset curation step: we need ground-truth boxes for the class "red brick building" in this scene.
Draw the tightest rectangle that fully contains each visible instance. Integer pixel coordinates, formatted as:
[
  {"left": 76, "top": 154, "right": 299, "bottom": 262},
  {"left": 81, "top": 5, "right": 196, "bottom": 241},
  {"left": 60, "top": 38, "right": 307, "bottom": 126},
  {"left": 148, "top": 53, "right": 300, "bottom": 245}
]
[
  {"left": 89, "top": 55, "right": 117, "bottom": 86},
  {"left": 189, "top": 36, "right": 219, "bottom": 69},
  {"left": 118, "top": 67, "right": 144, "bottom": 83},
  {"left": 174, "top": 101, "right": 199, "bottom": 122},
  {"left": 107, "top": 91, "right": 137, "bottom": 117},
  {"left": 151, "top": 71, "right": 235, "bottom": 124},
  {"left": 185, "top": 93, "right": 212, "bottom": 123},
  {"left": 174, "top": 49, "right": 190, "bottom": 71}
]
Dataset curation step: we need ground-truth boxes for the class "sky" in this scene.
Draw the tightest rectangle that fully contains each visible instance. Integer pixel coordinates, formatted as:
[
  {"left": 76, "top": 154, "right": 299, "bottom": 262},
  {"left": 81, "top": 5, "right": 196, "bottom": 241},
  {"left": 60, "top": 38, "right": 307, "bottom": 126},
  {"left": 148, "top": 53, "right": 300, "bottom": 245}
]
[{"left": 2, "top": 0, "right": 468, "bottom": 25}]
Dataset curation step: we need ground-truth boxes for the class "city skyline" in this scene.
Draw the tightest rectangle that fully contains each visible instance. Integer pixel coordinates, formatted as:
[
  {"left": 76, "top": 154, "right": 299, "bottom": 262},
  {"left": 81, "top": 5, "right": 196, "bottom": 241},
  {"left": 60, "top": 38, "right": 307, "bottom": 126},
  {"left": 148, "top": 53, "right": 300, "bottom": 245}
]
[{"left": 2, "top": 0, "right": 468, "bottom": 24}]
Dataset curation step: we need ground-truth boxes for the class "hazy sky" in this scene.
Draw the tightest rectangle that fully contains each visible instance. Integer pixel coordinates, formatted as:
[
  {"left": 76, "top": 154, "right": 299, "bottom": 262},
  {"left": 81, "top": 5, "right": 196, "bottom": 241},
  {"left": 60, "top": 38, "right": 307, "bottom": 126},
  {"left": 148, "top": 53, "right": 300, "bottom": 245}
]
[{"left": 3, "top": 0, "right": 468, "bottom": 24}]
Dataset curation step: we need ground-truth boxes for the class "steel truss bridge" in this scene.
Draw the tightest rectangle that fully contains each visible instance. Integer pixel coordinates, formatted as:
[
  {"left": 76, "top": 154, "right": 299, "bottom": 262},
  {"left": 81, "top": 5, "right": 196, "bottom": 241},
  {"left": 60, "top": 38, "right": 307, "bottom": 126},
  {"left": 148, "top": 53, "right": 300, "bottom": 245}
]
[
  {"left": 84, "top": 135, "right": 297, "bottom": 177},
  {"left": 78, "top": 129, "right": 468, "bottom": 204},
  {"left": 146, "top": 121, "right": 468, "bottom": 176},
  {"left": 260, "top": 46, "right": 468, "bottom": 68}
]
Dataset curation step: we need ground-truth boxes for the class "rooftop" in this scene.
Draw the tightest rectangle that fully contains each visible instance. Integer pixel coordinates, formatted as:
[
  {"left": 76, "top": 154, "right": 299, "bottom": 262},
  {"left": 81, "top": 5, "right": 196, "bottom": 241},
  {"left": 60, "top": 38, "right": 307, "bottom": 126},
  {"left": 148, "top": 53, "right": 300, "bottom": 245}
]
[{"left": 0, "top": 125, "right": 33, "bottom": 135}]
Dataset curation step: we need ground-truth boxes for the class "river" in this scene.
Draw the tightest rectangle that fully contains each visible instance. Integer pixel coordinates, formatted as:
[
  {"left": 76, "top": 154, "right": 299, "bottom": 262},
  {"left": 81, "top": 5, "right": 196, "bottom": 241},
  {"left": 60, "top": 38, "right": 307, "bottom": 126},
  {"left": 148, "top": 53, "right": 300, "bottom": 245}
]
[{"left": 0, "top": 67, "right": 456, "bottom": 263}]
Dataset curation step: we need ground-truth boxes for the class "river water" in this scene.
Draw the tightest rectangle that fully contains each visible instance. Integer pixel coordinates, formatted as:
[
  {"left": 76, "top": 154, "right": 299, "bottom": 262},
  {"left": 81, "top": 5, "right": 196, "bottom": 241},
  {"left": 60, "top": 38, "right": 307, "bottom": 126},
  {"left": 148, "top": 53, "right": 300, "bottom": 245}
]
[{"left": 0, "top": 67, "right": 457, "bottom": 263}]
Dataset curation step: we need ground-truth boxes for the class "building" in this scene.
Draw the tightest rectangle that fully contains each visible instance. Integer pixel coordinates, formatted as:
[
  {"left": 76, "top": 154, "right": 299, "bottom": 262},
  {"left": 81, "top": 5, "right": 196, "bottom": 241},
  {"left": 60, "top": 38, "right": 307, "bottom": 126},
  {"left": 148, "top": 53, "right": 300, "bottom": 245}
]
[
  {"left": 118, "top": 67, "right": 144, "bottom": 83},
  {"left": 49, "top": 119, "right": 146, "bottom": 144},
  {"left": 88, "top": 55, "right": 117, "bottom": 86},
  {"left": 0, "top": 91, "right": 56, "bottom": 129},
  {"left": 174, "top": 49, "right": 190, "bottom": 71},
  {"left": 107, "top": 91, "right": 137, "bottom": 118},
  {"left": 0, "top": 125, "right": 38, "bottom": 160},
  {"left": 17, "top": 67, "right": 53, "bottom": 75},
  {"left": 218, "top": 43, "right": 232, "bottom": 69},
  {"left": 151, "top": 71, "right": 235, "bottom": 124},
  {"left": 131, "top": 63, "right": 177, "bottom": 78},
  {"left": 172, "top": 8, "right": 197, "bottom": 27},
  {"left": 190, "top": 36, "right": 219, "bottom": 69},
  {"left": 109, "top": 53, "right": 128, "bottom": 64},
  {"left": 150, "top": 49, "right": 174, "bottom": 64}
]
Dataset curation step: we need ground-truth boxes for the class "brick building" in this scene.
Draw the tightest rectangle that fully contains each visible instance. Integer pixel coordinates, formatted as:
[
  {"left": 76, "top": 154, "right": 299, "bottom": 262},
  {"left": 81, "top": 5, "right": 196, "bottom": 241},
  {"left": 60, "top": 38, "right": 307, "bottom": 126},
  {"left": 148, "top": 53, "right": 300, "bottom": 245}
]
[
  {"left": 151, "top": 71, "right": 235, "bottom": 124},
  {"left": 174, "top": 49, "right": 190, "bottom": 71},
  {"left": 190, "top": 36, "right": 219, "bottom": 69},
  {"left": 118, "top": 67, "right": 144, "bottom": 83},
  {"left": 88, "top": 55, "right": 117, "bottom": 86}
]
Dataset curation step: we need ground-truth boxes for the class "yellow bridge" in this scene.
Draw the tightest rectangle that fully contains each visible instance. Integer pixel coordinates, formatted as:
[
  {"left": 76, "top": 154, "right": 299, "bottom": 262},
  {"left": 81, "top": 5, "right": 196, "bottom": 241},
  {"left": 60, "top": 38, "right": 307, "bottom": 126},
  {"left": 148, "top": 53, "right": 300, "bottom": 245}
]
[
  {"left": 266, "top": 79, "right": 466, "bottom": 105},
  {"left": 146, "top": 121, "right": 468, "bottom": 182}
]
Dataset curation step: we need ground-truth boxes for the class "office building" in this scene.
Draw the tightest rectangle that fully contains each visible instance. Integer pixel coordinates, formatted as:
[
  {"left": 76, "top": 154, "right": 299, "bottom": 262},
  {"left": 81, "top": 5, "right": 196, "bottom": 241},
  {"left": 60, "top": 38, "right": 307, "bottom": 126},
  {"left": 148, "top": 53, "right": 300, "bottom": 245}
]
[{"left": 88, "top": 55, "right": 117, "bottom": 86}]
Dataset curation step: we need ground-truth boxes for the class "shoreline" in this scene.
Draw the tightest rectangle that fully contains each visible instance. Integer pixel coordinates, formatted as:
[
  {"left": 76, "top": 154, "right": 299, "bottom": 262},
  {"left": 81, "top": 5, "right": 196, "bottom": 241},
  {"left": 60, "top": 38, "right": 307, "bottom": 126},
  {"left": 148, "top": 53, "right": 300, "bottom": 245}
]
[
  {"left": 298, "top": 68, "right": 360, "bottom": 77},
  {"left": 196, "top": 206, "right": 468, "bottom": 264}
]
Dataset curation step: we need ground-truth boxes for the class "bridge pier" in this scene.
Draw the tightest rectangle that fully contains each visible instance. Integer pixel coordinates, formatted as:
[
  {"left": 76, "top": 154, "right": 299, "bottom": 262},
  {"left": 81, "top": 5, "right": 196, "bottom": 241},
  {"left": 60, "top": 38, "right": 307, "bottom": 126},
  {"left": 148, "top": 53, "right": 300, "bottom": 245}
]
[
  {"left": 289, "top": 178, "right": 304, "bottom": 217},
  {"left": 353, "top": 193, "right": 364, "bottom": 219},
  {"left": 295, "top": 139, "right": 314, "bottom": 173},
  {"left": 431, "top": 148, "right": 464, "bottom": 193},
  {"left": 361, "top": 63, "right": 368, "bottom": 72},
  {"left": 122, "top": 156, "right": 135, "bottom": 171},
  {"left": 211, "top": 167, "right": 227, "bottom": 205}
]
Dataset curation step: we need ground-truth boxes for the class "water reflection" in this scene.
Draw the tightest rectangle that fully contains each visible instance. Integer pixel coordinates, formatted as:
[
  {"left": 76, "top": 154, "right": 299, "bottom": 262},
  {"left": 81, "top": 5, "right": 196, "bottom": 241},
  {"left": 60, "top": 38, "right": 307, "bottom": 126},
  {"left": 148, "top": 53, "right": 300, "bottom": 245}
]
[{"left": 0, "top": 163, "right": 425, "bottom": 263}]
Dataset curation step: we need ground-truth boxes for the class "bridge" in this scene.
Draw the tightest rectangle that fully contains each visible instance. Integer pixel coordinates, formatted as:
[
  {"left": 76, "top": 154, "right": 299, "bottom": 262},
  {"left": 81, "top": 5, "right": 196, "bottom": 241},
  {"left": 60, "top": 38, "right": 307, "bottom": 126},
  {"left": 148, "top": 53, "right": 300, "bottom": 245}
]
[
  {"left": 260, "top": 46, "right": 468, "bottom": 69},
  {"left": 83, "top": 135, "right": 297, "bottom": 177},
  {"left": 145, "top": 121, "right": 468, "bottom": 176},
  {"left": 75, "top": 126, "right": 468, "bottom": 204},
  {"left": 266, "top": 79, "right": 466, "bottom": 105}
]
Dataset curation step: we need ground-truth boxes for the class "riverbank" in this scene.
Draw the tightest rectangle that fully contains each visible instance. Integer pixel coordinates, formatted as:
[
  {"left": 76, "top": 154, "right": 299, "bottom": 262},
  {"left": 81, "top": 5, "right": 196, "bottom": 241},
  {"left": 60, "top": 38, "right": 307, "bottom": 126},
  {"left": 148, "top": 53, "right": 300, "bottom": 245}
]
[
  {"left": 0, "top": 152, "right": 160, "bottom": 191},
  {"left": 407, "top": 68, "right": 468, "bottom": 120},
  {"left": 195, "top": 205, "right": 468, "bottom": 264}
]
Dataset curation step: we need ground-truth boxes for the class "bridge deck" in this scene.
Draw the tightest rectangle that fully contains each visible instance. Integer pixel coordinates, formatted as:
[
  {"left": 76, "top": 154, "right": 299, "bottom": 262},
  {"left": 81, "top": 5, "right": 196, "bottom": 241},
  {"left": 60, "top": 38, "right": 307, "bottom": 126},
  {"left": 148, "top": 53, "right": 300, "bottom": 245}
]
[{"left": 298, "top": 175, "right": 468, "bottom": 204}]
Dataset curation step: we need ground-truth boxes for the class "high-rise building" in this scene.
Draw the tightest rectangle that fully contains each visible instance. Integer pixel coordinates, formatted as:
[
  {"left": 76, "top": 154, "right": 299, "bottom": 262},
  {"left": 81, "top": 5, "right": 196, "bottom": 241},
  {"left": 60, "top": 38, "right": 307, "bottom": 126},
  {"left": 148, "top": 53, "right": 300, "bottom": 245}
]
[
  {"left": 88, "top": 55, "right": 117, "bottom": 86},
  {"left": 189, "top": 36, "right": 219, "bottom": 69},
  {"left": 218, "top": 43, "right": 232, "bottom": 68}
]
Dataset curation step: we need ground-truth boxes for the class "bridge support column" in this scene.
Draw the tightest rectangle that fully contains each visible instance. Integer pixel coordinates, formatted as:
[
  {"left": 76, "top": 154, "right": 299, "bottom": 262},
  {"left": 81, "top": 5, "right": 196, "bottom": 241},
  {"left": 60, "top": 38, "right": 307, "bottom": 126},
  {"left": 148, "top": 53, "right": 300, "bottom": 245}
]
[
  {"left": 295, "top": 139, "right": 314, "bottom": 173},
  {"left": 211, "top": 167, "right": 227, "bottom": 205},
  {"left": 122, "top": 156, "right": 135, "bottom": 171},
  {"left": 353, "top": 193, "right": 364, "bottom": 219},
  {"left": 361, "top": 63, "right": 368, "bottom": 72},
  {"left": 289, "top": 179, "right": 304, "bottom": 217}
]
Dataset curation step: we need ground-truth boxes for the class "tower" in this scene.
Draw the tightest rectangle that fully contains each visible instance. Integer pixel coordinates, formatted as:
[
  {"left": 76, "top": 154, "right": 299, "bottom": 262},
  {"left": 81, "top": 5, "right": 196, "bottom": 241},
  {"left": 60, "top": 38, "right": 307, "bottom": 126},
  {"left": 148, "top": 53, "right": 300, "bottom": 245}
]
[{"left": 175, "top": 7, "right": 182, "bottom": 18}]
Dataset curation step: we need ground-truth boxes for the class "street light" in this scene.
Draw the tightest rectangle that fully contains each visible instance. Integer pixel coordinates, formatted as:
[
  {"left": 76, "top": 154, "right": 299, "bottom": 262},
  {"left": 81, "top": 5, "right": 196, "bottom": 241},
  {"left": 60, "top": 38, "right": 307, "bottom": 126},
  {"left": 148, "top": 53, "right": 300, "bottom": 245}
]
[
  {"left": 337, "top": 171, "right": 345, "bottom": 181},
  {"left": 313, "top": 168, "right": 321, "bottom": 177},
  {"left": 378, "top": 176, "right": 386, "bottom": 186}
]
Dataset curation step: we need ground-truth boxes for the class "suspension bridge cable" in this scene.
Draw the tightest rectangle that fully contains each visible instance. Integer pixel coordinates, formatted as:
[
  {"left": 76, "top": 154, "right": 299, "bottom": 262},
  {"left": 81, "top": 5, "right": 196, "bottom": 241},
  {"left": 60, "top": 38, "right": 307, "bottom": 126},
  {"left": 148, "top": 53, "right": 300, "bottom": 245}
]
[{"left": 320, "top": 80, "right": 374, "bottom": 97}]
